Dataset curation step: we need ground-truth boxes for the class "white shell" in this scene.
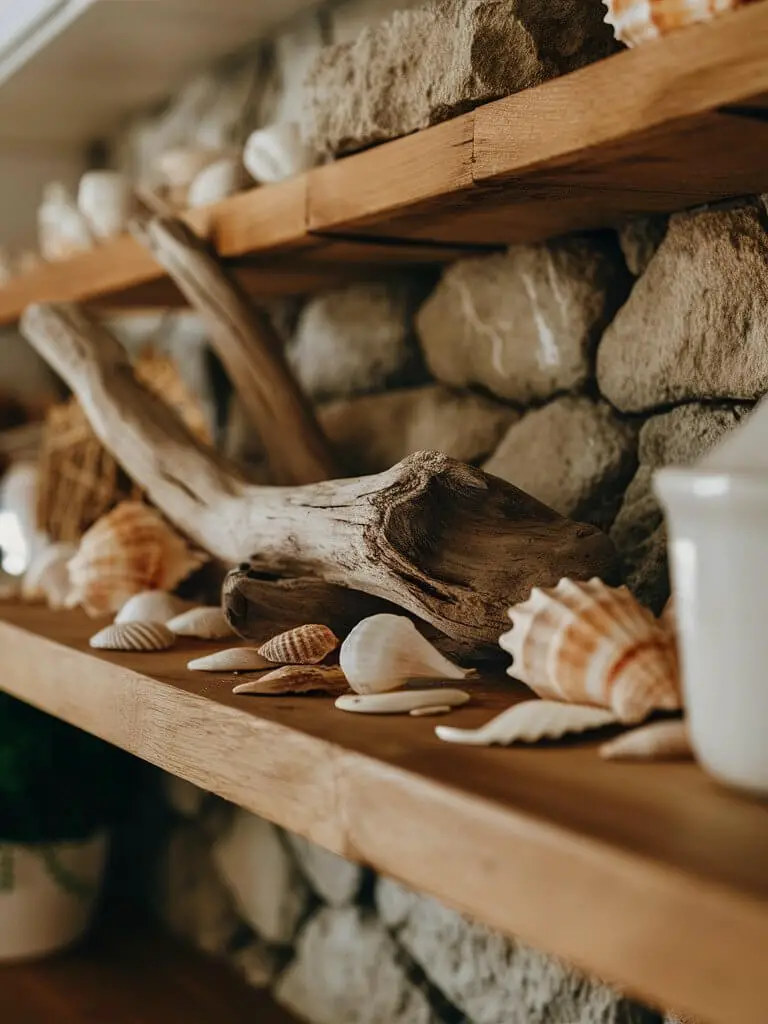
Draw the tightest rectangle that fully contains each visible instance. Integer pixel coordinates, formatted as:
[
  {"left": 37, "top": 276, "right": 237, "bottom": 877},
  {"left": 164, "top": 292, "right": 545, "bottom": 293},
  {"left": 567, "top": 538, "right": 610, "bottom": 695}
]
[
  {"left": 90, "top": 621, "right": 175, "bottom": 652},
  {"left": 187, "top": 648, "right": 272, "bottom": 672},
  {"left": 409, "top": 704, "right": 453, "bottom": 718},
  {"left": 599, "top": 719, "right": 693, "bottom": 761},
  {"left": 187, "top": 157, "right": 248, "bottom": 208},
  {"left": 77, "top": 171, "right": 133, "bottom": 240},
  {"left": 243, "top": 123, "right": 312, "bottom": 185},
  {"left": 21, "top": 542, "right": 76, "bottom": 609},
  {"left": 38, "top": 182, "right": 94, "bottom": 261},
  {"left": 168, "top": 606, "right": 234, "bottom": 640},
  {"left": 436, "top": 700, "right": 617, "bottom": 746},
  {"left": 154, "top": 146, "right": 225, "bottom": 188},
  {"left": 339, "top": 614, "right": 473, "bottom": 695},
  {"left": 115, "top": 590, "right": 192, "bottom": 625},
  {"left": 335, "top": 689, "right": 470, "bottom": 715}
]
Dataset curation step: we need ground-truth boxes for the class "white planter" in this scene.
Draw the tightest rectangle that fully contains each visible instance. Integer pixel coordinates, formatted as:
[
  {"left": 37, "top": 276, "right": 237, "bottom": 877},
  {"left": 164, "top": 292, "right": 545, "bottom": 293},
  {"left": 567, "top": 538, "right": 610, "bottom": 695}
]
[{"left": 0, "top": 832, "right": 108, "bottom": 961}]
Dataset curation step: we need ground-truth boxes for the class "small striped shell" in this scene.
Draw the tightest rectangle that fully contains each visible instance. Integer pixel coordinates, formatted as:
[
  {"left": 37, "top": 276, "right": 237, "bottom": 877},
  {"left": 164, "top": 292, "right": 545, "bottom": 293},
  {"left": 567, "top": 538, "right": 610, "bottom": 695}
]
[
  {"left": 258, "top": 624, "right": 339, "bottom": 665},
  {"left": 168, "top": 607, "right": 234, "bottom": 640},
  {"left": 187, "top": 648, "right": 271, "bottom": 672},
  {"left": 600, "top": 719, "right": 692, "bottom": 761},
  {"left": 500, "top": 578, "right": 681, "bottom": 724},
  {"left": 602, "top": 0, "right": 747, "bottom": 47},
  {"left": 335, "top": 689, "right": 470, "bottom": 715},
  {"left": 115, "top": 590, "right": 192, "bottom": 624},
  {"left": 90, "top": 621, "right": 175, "bottom": 652},
  {"left": 233, "top": 665, "right": 348, "bottom": 695}
]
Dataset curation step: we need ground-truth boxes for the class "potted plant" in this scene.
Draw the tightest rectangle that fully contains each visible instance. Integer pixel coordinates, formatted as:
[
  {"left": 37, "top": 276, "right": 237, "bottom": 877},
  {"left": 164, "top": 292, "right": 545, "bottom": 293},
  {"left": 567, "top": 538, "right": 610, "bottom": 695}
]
[{"left": 0, "top": 692, "right": 130, "bottom": 960}]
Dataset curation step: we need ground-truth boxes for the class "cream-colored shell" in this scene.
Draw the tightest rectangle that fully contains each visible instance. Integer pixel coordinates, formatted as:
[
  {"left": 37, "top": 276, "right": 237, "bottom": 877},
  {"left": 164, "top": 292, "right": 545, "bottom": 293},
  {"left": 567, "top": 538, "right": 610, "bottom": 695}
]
[
  {"left": 168, "top": 606, "right": 234, "bottom": 640},
  {"left": 599, "top": 719, "right": 693, "bottom": 761},
  {"left": 243, "top": 123, "right": 312, "bottom": 185},
  {"left": 89, "top": 621, "right": 175, "bottom": 652},
  {"left": 602, "top": 0, "right": 745, "bottom": 46},
  {"left": 187, "top": 647, "right": 271, "bottom": 672},
  {"left": 335, "top": 689, "right": 470, "bottom": 715},
  {"left": 115, "top": 590, "right": 192, "bottom": 624},
  {"left": 259, "top": 624, "right": 339, "bottom": 666},
  {"left": 77, "top": 171, "right": 133, "bottom": 240},
  {"left": 409, "top": 704, "right": 453, "bottom": 718},
  {"left": 187, "top": 157, "right": 248, "bottom": 208},
  {"left": 233, "top": 665, "right": 348, "bottom": 696},
  {"left": 154, "top": 146, "right": 225, "bottom": 188},
  {"left": 22, "top": 542, "right": 76, "bottom": 609},
  {"left": 500, "top": 578, "right": 681, "bottom": 724},
  {"left": 436, "top": 700, "right": 617, "bottom": 746},
  {"left": 38, "top": 182, "right": 94, "bottom": 261}
]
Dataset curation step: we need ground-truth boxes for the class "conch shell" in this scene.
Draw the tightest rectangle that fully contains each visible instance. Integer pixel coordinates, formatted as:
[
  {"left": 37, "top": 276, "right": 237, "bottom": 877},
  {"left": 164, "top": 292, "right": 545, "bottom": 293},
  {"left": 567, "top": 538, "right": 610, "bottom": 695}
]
[
  {"left": 335, "top": 689, "right": 470, "bottom": 715},
  {"left": 168, "top": 606, "right": 234, "bottom": 640},
  {"left": 90, "top": 621, "right": 175, "bottom": 652},
  {"left": 602, "top": 0, "right": 748, "bottom": 47},
  {"left": 67, "top": 502, "right": 208, "bottom": 617},
  {"left": 600, "top": 719, "right": 693, "bottom": 761},
  {"left": 500, "top": 578, "right": 681, "bottom": 724},
  {"left": 259, "top": 624, "right": 339, "bottom": 666},
  {"left": 339, "top": 614, "right": 473, "bottom": 695},
  {"left": 22, "top": 542, "right": 76, "bottom": 609},
  {"left": 115, "top": 590, "right": 192, "bottom": 624},
  {"left": 187, "top": 647, "right": 271, "bottom": 672},
  {"left": 233, "top": 665, "right": 348, "bottom": 696},
  {"left": 436, "top": 700, "right": 617, "bottom": 746}
]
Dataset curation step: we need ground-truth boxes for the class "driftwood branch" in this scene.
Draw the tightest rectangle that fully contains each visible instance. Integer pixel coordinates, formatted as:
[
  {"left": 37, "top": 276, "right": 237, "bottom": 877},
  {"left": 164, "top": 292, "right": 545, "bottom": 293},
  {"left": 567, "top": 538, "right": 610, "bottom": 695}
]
[{"left": 20, "top": 303, "right": 619, "bottom": 651}]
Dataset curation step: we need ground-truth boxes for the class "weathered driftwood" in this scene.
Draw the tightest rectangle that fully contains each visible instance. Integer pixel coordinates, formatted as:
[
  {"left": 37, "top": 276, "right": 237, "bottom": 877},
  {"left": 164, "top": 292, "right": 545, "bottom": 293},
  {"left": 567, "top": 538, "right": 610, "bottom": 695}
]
[{"left": 20, "top": 302, "right": 619, "bottom": 651}]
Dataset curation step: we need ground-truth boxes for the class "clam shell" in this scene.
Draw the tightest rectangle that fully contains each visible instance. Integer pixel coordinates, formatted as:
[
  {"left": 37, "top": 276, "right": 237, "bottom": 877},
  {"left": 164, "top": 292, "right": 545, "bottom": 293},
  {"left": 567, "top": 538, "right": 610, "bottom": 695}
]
[
  {"left": 335, "top": 689, "right": 470, "bottom": 715},
  {"left": 233, "top": 665, "right": 348, "bottom": 696},
  {"left": 22, "top": 542, "right": 76, "bottom": 609},
  {"left": 258, "top": 624, "right": 339, "bottom": 666},
  {"left": 500, "top": 578, "right": 681, "bottom": 724},
  {"left": 168, "top": 606, "right": 234, "bottom": 640},
  {"left": 602, "top": 0, "right": 746, "bottom": 47},
  {"left": 243, "top": 123, "right": 312, "bottom": 185},
  {"left": 187, "top": 157, "right": 248, "bottom": 208},
  {"left": 90, "top": 621, "right": 175, "bottom": 652},
  {"left": 115, "top": 590, "right": 192, "bottom": 624},
  {"left": 436, "top": 700, "right": 617, "bottom": 746},
  {"left": 187, "top": 648, "right": 272, "bottom": 672},
  {"left": 600, "top": 719, "right": 693, "bottom": 761}
]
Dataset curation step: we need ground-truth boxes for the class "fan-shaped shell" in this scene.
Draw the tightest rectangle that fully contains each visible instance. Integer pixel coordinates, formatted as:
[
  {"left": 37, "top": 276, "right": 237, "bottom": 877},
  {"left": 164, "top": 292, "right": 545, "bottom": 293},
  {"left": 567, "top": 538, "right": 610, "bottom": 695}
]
[
  {"left": 258, "top": 624, "right": 339, "bottom": 666},
  {"left": 436, "top": 700, "right": 617, "bottom": 746},
  {"left": 168, "top": 607, "right": 234, "bottom": 640},
  {"left": 600, "top": 719, "right": 692, "bottom": 761},
  {"left": 335, "top": 689, "right": 470, "bottom": 715},
  {"left": 499, "top": 578, "right": 681, "bottom": 724},
  {"left": 22, "top": 542, "right": 76, "bottom": 609},
  {"left": 67, "top": 502, "right": 208, "bottom": 617},
  {"left": 233, "top": 665, "right": 348, "bottom": 696},
  {"left": 115, "top": 590, "right": 192, "bottom": 624},
  {"left": 602, "top": 0, "right": 746, "bottom": 47},
  {"left": 187, "top": 648, "right": 271, "bottom": 672},
  {"left": 243, "top": 123, "right": 312, "bottom": 185},
  {"left": 90, "top": 621, "right": 175, "bottom": 652}
]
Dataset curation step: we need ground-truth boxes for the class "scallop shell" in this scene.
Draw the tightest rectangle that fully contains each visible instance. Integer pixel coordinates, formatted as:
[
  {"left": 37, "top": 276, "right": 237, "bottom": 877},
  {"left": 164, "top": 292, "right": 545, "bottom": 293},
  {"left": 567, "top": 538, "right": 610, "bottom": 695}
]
[
  {"left": 89, "top": 621, "right": 175, "bottom": 652},
  {"left": 339, "top": 614, "right": 474, "bottom": 695},
  {"left": 187, "top": 157, "right": 248, "bottom": 208},
  {"left": 599, "top": 719, "right": 693, "bottom": 761},
  {"left": 602, "top": 0, "right": 746, "bottom": 47},
  {"left": 187, "top": 648, "right": 272, "bottom": 672},
  {"left": 335, "top": 689, "right": 470, "bottom": 715},
  {"left": 168, "top": 606, "right": 234, "bottom": 640},
  {"left": 500, "top": 578, "right": 681, "bottom": 724},
  {"left": 436, "top": 700, "right": 617, "bottom": 746},
  {"left": 115, "top": 590, "right": 192, "bottom": 624},
  {"left": 21, "top": 542, "right": 76, "bottom": 608},
  {"left": 259, "top": 624, "right": 339, "bottom": 666},
  {"left": 233, "top": 665, "right": 348, "bottom": 696},
  {"left": 243, "top": 123, "right": 312, "bottom": 185},
  {"left": 67, "top": 502, "right": 208, "bottom": 617}
]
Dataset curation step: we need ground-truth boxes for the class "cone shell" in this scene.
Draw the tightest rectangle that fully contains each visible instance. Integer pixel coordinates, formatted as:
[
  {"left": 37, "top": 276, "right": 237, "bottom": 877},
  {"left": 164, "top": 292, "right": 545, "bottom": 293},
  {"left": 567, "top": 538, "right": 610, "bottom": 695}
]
[
  {"left": 258, "top": 624, "right": 339, "bottom": 666},
  {"left": 187, "top": 648, "right": 272, "bottom": 672},
  {"left": 115, "top": 590, "right": 192, "bottom": 624},
  {"left": 90, "top": 621, "right": 175, "bottom": 652},
  {"left": 500, "top": 578, "right": 681, "bottom": 724},
  {"left": 67, "top": 502, "right": 208, "bottom": 617},
  {"left": 168, "top": 606, "right": 234, "bottom": 640},
  {"left": 602, "top": 0, "right": 748, "bottom": 47},
  {"left": 600, "top": 719, "right": 693, "bottom": 761},
  {"left": 436, "top": 700, "right": 617, "bottom": 747},
  {"left": 233, "top": 665, "right": 348, "bottom": 696}
]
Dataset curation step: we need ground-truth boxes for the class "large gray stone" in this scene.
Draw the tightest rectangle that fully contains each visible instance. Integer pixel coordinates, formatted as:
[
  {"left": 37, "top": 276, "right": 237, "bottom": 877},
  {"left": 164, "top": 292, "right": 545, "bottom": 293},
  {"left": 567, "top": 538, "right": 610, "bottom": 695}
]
[
  {"left": 417, "top": 237, "right": 629, "bottom": 403},
  {"left": 598, "top": 205, "right": 768, "bottom": 413},
  {"left": 276, "top": 906, "right": 439, "bottom": 1024},
  {"left": 483, "top": 396, "right": 637, "bottom": 527},
  {"left": 285, "top": 832, "right": 364, "bottom": 907},
  {"left": 303, "top": 0, "right": 614, "bottom": 157}
]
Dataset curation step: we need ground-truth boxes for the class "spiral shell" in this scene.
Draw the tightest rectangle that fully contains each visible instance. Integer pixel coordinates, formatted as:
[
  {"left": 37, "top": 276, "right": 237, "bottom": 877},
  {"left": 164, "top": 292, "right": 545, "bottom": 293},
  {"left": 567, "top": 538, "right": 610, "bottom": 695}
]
[
  {"left": 258, "top": 624, "right": 339, "bottom": 666},
  {"left": 233, "top": 665, "right": 348, "bottom": 696},
  {"left": 67, "top": 502, "right": 208, "bottom": 617},
  {"left": 90, "top": 621, "right": 175, "bottom": 652},
  {"left": 499, "top": 578, "right": 681, "bottom": 724},
  {"left": 187, "top": 648, "right": 271, "bottom": 672},
  {"left": 602, "top": 0, "right": 748, "bottom": 47},
  {"left": 168, "top": 607, "right": 234, "bottom": 640}
]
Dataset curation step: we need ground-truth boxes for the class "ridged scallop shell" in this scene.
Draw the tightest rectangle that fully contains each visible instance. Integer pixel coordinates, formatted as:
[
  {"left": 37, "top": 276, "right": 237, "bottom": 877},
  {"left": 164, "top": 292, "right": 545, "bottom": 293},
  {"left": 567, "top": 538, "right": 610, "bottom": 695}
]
[
  {"left": 168, "top": 607, "right": 234, "bottom": 640},
  {"left": 499, "top": 578, "right": 681, "bottom": 724},
  {"left": 335, "top": 689, "right": 470, "bottom": 715},
  {"left": 600, "top": 719, "right": 692, "bottom": 761},
  {"left": 233, "top": 665, "right": 348, "bottom": 696},
  {"left": 602, "top": 0, "right": 747, "bottom": 47},
  {"left": 22, "top": 542, "right": 76, "bottom": 609},
  {"left": 89, "top": 621, "right": 175, "bottom": 652},
  {"left": 187, "top": 648, "right": 271, "bottom": 672},
  {"left": 436, "top": 700, "right": 617, "bottom": 746},
  {"left": 258, "top": 624, "right": 339, "bottom": 666},
  {"left": 67, "top": 502, "right": 208, "bottom": 617},
  {"left": 115, "top": 590, "right": 192, "bottom": 624}
]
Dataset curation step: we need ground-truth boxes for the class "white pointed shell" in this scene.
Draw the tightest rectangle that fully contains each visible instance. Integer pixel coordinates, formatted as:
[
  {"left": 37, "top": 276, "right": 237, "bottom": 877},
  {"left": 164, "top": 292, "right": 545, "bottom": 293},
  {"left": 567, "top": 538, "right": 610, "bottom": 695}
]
[
  {"left": 436, "top": 700, "right": 617, "bottom": 746},
  {"left": 233, "top": 665, "right": 348, "bottom": 696},
  {"left": 90, "top": 621, "right": 175, "bottom": 652},
  {"left": 77, "top": 171, "right": 133, "bottom": 240},
  {"left": 602, "top": 0, "right": 744, "bottom": 47},
  {"left": 115, "top": 590, "right": 192, "bottom": 624},
  {"left": 187, "top": 647, "right": 272, "bottom": 672},
  {"left": 340, "top": 614, "right": 473, "bottom": 695},
  {"left": 600, "top": 719, "right": 693, "bottom": 761},
  {"left": 335, "top": 689, "right": 470, "bottom": 715},
  {"left": 500, "top": 578, "right": 681, "bottom": 724},
  {"left": 243, "top": 123, "right": 312, "bottom": 185},
  {"left": 259, "top": 624, "right": 339, "bottom": 665},
  {"left": 187, "top": 157, "right": 248, "bottom": 208},
  {"left": 22, "top": 542, "right": 76, "bottom": 609},
  {"left": 168, "top": 606, "right": 234, "bottom": 640}
]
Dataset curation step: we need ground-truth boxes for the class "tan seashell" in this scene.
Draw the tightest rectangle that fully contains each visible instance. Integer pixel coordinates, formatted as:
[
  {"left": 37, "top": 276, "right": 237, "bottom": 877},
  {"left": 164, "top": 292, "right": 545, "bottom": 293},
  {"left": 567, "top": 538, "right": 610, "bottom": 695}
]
[
  {"left": 90, "top": 621, "right": 175, "bottom": 652},
  {"left": 187, "top": 648, "right": 272, "bottom": 672},
  {"left": 67, "top": 502, "right": 208, "bottom": 617},
  {"left": 409, "top": 704, "right": 453, "bottom": 718},
  {"left": 339, "top": 614, "right": 474, "bottom": 695},
  {"left": 600, "top": 719, "right": 693, "bottom": 761},
  {"left": 168, "top": 606, "right": 234, "bottom": 640},
  {"left": 233, "top": 665, "right": 348, "bottom": 696},
  {"left": 22, "top": 542, "right": 76, "bottom": 609},
  {"left": 500, "top": 578, "right": 681, "bottom": 724},
  {"left": 115, "top": 590, "right": 192, "bottom": 624},
  {"left": 602, "top": 0, "right": 747, "bottom": 47},
  {"left": 258, "top": 624, "right": 339, "bottom": 666},
  {"left": 335, "top": 689, "right": 470, "bottom": 715},
  {"left": 437, "top": 700, "right": 617, "bottom": 746}
]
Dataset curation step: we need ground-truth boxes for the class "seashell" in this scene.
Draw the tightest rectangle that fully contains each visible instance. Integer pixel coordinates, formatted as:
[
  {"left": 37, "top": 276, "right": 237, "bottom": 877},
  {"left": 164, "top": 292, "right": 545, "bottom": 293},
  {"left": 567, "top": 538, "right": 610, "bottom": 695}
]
[
  {"left": 436, "top": 700, "right": 617, "bottom": 746},
  {"left": 187, "top": 647, "right": 272, "bottom": 672},
  {"left": 66, "top": 501, "right": 208, "bottom": 617},
  {"left": 259, "top": 624, "right": 339, "bottom": 666},
  {"left": 243, "top": 123, "right": 313, "bottom": 185},
  {"left": 409, "top": 704, "right": 453, "bottom": 718},
  {"left": 154, "top": 146, "right": 226, "bottom": 189},
  {"left": 115, "top": 590, "right": 193, "bottom": 625},
  {"left": 21, "top": 542, "right": 77, "bottom": 609},
  {"left": 187, "top": 157, "right": 248, "bottom": 208},
  {"left": 602, "top": 0, "right": 747, "bottom": 48},
  {"left": 599, "top": 719, "right": 693, "bottom": 761},
  {"left": 77, "top": 171, "right": 134, "bottom": 240},
  {"left": 335, "top": 689, "right": 470, "bottom": 715},
  {"left": 233, "top": 665, "right": 348, "bottom": 696},
  {"left": 38, "top": 182, "right": 95, "bottom": 261},
  {"left": 500, "top": 578, "right": 681, "bottom": 724},
  {"left": 90, "top": 621, "right": 175, "bottom": 652},
  {"left": 339, "top": 614, "right": 474, "bottom": 695},
  {"left": 168, "top": 606, "right": 234, "bottom": 640}
]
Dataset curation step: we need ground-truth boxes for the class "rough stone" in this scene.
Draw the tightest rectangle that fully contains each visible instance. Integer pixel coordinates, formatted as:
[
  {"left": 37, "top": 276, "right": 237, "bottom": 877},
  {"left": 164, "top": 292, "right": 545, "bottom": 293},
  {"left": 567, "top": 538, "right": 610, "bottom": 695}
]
[
  {"left": 276, "top": 906, "right": 439, "bottom": 1024},
  {"left": 285, "top": 833, "right": 364, "bottom": 907},
  {"left": 303, "top": 0, "right": 614, "bottom": 157},
  {"left": 637, "top": 401, "right": 753, "bottom": 469},
  {"left": 417, "top": 237, "right": 629, "bottom": 403},
  {"left": 617, "top": 214, "right": 668, "bottom": 276},
  {"left": 319, "top": 384, "right": 518, "bottom": 474},
  {"left": 598, "top": 205, "right": 768, "bottom": 413},
  {"left": 212, "top": 810, "right": 311, "bottom": 945},
  {"left": 264, "top": 10, "right": 327, "bottom": 127},
  {"left": 483, "top": 396, "right": 637, "bottom": 528}
]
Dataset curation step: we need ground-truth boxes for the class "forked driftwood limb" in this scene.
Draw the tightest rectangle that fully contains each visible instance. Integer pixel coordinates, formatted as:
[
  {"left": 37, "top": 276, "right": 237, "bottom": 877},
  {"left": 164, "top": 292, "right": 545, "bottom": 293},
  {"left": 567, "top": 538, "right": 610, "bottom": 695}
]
[{"left": 20, "top": 303, "right": 619, "bottom": 651}]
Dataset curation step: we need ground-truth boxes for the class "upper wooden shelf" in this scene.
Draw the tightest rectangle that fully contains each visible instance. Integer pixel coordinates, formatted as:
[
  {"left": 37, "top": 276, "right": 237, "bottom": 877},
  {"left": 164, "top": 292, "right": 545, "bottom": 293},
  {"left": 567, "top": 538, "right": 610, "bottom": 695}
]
[
  {"left": 0, "top": 2, "right": 767, "bottom": 324},
  {"left": 2, "top": 602, "right": 768, "bottom": 1024}
]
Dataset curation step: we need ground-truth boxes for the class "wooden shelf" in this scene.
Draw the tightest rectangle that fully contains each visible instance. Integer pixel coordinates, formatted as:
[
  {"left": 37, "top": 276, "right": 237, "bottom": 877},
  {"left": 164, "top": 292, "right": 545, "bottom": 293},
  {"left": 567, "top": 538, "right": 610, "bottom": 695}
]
[
  {"left": 2, "top": 604, "right": 768, "bottom": 1024},
  {"left": 1, "top": 3, "right": 768, "bottom": 324}
]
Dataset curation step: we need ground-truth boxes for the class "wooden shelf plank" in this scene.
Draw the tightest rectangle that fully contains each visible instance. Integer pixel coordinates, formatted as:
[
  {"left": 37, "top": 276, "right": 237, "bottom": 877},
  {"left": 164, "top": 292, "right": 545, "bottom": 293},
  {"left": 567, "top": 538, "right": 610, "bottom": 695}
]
[{"left": 2, "top": 604, "right": 768, "bottom": 1024}]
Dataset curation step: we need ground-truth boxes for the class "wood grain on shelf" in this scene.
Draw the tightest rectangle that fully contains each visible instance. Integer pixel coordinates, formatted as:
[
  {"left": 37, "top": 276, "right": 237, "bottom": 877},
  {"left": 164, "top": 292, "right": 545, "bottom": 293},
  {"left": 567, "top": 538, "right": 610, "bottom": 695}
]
[{"left": 2, "top": 604, "right": 768, "bottom": 1024}]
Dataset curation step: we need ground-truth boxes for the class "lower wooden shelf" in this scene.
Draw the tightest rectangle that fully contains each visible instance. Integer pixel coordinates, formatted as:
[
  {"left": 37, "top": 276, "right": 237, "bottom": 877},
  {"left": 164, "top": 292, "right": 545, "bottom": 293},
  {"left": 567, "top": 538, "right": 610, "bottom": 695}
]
[{"left": 1, "top": 603, "right": 767, "bottom": 1024}]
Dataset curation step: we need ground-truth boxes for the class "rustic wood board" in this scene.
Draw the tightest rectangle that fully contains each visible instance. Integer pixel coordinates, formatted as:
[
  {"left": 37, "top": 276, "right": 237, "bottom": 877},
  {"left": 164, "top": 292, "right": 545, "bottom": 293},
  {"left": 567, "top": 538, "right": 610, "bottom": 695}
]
[{"left": 2, "top": 603, "right": 768, "bottom": 1023}]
